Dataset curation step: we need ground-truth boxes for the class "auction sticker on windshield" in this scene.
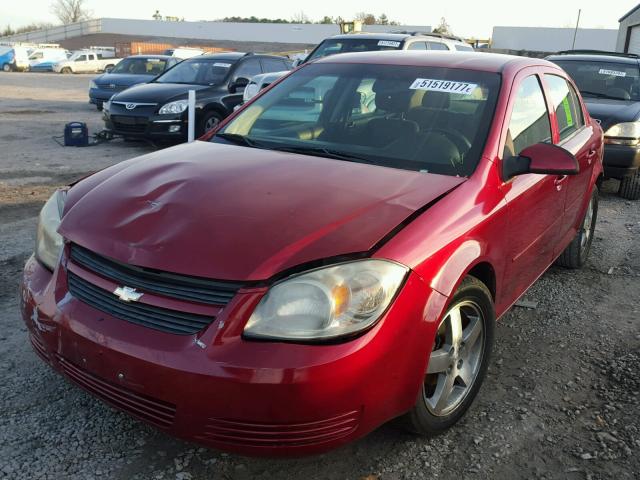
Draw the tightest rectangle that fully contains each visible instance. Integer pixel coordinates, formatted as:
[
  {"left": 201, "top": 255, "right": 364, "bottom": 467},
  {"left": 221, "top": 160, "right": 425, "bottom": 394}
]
[
  {"left": 378, "top": 40, "right": 401, "bottom": 47},
  {"left": 598, "top": 69, "right": 626, "bottom": 77},
  {"left": 410, "top": 78, "right": 478, "bottom": 95}
]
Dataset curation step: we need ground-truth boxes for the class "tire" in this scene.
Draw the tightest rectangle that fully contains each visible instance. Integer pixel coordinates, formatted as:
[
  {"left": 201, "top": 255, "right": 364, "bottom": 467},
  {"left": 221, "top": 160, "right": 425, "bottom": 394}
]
[
  {"left": 96, "top": 103, "right": 103, "bottom": 111},
  {"left": 402, "top": 275, "right": 495, "bottom": 435},
  {"left": 61, "top": 67, "right": 72, "bottom": 74},
  {"left": 555, "top": 186, "right": 598, "bottom": 269},
  {"left": 618, "top": 170, "right": 640, "bottom": 200},
  {"left": 2, "top": 63, "right": 11, "bottom": 72},
  {"left": 200, "top": 111, "right": 223, "bottom": 136}
]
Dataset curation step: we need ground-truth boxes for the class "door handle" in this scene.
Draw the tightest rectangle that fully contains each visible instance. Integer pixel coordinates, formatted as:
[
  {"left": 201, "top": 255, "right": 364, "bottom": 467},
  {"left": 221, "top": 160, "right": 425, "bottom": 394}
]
[
  {"left": 586, "top": 149, "right": 597, "bottom": 164},
  {"left": 554, "top": 175, "right": 568, "bottom": 191}
]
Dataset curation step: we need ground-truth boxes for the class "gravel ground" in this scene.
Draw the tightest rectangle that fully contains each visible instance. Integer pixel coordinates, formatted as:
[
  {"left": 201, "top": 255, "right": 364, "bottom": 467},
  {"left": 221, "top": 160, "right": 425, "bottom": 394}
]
[{"left": 1, "top": 72, "right": 639, "bottom": 480}]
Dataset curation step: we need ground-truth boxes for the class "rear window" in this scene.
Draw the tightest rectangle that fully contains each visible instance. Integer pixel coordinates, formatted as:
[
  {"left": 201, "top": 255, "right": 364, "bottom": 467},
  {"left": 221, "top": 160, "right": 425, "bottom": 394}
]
[
  {"left": 552, "top": 59, "right": 640, "bottom": 101},
  {"left": 306, "top": 38, "right": 403, "bottom": 62}
]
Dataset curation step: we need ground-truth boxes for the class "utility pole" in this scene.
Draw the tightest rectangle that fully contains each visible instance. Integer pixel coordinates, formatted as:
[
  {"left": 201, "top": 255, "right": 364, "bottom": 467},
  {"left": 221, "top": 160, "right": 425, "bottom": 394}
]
[{"left": 571, "top": 9, "right": 581, "bottom": 49}]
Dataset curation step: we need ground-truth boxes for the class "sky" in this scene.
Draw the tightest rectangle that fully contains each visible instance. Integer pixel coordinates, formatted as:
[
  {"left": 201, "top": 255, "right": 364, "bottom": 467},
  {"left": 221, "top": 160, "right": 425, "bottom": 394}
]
[{"left": 2, "top": 0, "right": 638, "bottom": 38}]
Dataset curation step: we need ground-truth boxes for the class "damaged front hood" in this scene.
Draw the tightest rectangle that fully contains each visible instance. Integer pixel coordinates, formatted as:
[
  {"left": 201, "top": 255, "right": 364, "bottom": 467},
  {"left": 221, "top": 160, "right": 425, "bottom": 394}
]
[{"left": 60, "top": 141, "right": 464, "bottom": 281}]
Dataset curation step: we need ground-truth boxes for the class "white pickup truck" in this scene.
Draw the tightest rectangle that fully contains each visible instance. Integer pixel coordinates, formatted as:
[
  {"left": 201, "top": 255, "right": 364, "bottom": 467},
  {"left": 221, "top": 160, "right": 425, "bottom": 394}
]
[{"left": 53, "top": 51, "right": 121, "bottom": 74}]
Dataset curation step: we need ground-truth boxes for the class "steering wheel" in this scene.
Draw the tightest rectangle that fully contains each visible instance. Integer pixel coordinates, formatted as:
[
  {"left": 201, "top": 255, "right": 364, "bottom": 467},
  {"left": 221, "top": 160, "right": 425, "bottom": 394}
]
[{"left": 427, "top": 128, "right": 472, "bottom": 159}]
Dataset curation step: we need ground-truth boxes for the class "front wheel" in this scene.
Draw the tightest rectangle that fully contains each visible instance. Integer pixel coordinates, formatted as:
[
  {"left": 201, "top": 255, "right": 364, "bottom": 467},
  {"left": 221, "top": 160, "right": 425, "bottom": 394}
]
[
  {"left": 61, "top": 67, "right": 72, "bottom": 74},
  {"left": 555, "top": 186, "right": 598, "bottom": 269},
  {"left": 403, "top": 275, "right": 494, "bottom": 435},
  {"left": 2, "top": 63, "right": 11, "bottom": 72},
  {"left": 619, "top": 170, "right": 640, "bottom": 200},
  {"left": 200, "top": 111, "right": 223, "bottom": 136}
]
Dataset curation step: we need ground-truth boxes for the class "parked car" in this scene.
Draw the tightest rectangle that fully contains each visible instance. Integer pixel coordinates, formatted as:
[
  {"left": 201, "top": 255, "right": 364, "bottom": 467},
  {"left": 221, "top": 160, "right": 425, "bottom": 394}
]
[
  {"left": 28, "top": 47, "right": 68, "bottom": 72},
  {"left": 0, "top": 46, "right": 14, "bottom": 72},
  {"left": 302, "top": 32, "right": 473, "bottom": 64},
  {"left": 547, "top": 50, "right": 640, "bottom": 199},
  {"left": 239, "top": 70, "right": 289, "bottom": 105},
  {"left": 22, "top": 51, "right": 602, "bottom": 457},
  {"left": 164, "top": 47, "right": 204, "bottom": 59},
  {"left": 53, "top": 50, "right": 121, "bottom": 74},
  {"left": 102, "top": 52, "right": 292, "bottom": 141},
  {"left": 89, "top": 55, "right": 181, "bottom": 110},
  {"left": 12, "top": 46, "right": 33, "bottom": 71}
]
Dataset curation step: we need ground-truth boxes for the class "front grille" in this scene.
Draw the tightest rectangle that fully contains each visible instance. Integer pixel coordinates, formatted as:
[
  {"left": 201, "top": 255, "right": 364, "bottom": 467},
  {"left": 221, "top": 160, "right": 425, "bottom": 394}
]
[
  {"left": 70, "top": 244, "right": 243, "bottom": 306},
  {"left": 111, "top": 116, "right": 147, "bottom": 133},
  {"left": 195, "top": 410, "right": 360, "bottom": 448},
  {"left": 56, "top": 354, "right": 176, "bottom": 429},
  {"left": 67, "top": 271, "right": 215, "bottom": 334}
]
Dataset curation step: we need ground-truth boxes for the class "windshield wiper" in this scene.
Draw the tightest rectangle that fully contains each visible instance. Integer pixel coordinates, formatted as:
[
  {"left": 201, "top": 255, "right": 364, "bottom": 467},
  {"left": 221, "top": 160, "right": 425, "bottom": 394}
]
[
  {"left": 580, "top": 90, "right": 628, "bottom": 101},
  {"left": 214, "top": 132, "right": 264, "bottom": 148},
  {"left": 270, "top": 145, "right": 376, "bottom": 164}
]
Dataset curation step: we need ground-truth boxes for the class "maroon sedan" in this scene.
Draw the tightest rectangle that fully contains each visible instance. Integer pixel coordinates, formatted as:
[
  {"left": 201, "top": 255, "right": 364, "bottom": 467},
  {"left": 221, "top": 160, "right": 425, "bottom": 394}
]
[{"left": 22, "top": 52, "right": 603, "bottom": 456}]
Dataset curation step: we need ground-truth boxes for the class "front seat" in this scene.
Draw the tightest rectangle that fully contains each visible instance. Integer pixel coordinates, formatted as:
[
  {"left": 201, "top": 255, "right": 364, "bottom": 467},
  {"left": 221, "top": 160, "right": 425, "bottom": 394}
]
[{"left": 365, "top": 80, "right": 419, "bottom": 148}]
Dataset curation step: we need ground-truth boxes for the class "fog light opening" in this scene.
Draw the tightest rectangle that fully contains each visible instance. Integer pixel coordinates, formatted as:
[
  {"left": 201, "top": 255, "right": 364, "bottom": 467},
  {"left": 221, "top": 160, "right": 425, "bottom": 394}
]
[{"left": 168, "top": 125, "right": 181, "bottom": 133}]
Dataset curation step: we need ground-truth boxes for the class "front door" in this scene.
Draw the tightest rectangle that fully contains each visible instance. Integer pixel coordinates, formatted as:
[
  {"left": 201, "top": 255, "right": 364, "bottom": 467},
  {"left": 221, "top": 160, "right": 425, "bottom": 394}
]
[{"left": 500, "top": 74, "right": 568, "bottom": 304}]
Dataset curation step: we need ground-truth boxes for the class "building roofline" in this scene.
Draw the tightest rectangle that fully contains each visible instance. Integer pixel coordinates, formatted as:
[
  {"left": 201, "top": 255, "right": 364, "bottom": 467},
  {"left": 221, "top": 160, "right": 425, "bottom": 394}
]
[{"left": 620, "top": 3, "right": 640, "bottom": 22}]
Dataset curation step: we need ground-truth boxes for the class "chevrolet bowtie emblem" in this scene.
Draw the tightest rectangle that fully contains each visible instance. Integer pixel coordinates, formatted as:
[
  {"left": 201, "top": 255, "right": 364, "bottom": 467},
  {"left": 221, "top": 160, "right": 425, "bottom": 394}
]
[{"left": 113, "top": 286, "right": 143, "bottom": 302}]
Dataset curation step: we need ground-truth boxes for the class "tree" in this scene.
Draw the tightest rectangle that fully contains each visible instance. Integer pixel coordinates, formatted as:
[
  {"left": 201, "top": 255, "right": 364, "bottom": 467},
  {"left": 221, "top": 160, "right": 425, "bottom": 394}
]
[
  {"left": 355, "top": 12, "right": 376, "bottom": 25},
  {"left": 291, "top": 11, "right": 310, "bottom": 24},
  {"left": 318, "top": 16, "right": 333, "bottom": 24},
  {"left": 432, "top": 17, "right": 452, "bottom": 35},
  {"left": 50, "top": 0, "right": 91, "bottom": 25}
]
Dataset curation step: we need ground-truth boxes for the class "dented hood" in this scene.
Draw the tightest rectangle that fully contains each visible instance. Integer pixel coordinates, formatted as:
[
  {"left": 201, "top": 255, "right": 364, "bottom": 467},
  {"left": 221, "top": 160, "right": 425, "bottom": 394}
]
[{"left": 60, "top": 141, "right": 464, "bottom": 281}]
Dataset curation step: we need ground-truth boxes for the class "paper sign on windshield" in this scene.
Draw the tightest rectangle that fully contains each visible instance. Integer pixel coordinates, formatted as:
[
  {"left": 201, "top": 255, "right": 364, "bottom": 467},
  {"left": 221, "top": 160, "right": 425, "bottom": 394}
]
[
  {"left": 410, "top": 78, "right": 477, "bottom": 95},
  {"left": 598, "top": 69, "right": 626, "bottom": 77},
  {"left": 213, "top": 62, "right": 232, "bottom": 68},
  {"left": 378, "top": 40, "right": 401, "bottom": 47}
]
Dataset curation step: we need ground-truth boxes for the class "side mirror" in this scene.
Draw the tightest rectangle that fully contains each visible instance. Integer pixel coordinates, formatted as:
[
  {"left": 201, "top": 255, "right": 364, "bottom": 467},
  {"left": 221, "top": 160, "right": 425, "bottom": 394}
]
[
  {"left": 105, "top": 66, "right": 113, "bottom": 73},
  {"left": 503, "top": 143, "right": 579, "bottom": 180},
  {"left": 229, "top": 77, "right": 249, "bottom": 93}
]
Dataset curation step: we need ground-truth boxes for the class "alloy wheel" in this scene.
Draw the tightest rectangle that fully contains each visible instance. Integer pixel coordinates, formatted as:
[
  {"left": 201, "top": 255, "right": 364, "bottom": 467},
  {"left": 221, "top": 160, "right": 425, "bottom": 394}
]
[
  {"left": 424, "top": 300, "right": 485, "bottom": 417},
  {"left": 580, "top": 195, "right": 595, "bottom": 252},
  {"left": 204, "top": 116, "right": 220, "bottom": 132}
]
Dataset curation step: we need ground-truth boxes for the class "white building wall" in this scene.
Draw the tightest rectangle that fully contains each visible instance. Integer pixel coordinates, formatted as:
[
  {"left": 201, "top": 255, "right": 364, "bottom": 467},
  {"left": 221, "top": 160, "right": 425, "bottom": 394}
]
[
  {"left": 492, "top": 26, "right": 618, "bottom": 52},
  {"left": 2, "top": 18, "right": 431, "bottom": 46}
]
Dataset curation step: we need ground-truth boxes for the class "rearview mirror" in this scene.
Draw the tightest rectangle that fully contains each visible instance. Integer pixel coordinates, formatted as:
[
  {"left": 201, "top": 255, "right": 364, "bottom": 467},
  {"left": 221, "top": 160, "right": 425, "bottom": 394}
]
[
  {"left": 229, "top": 77, "right": 249, "bottom": 93},
  {"left": 503, "top": 143, "right": 579, "bottom": 180}
]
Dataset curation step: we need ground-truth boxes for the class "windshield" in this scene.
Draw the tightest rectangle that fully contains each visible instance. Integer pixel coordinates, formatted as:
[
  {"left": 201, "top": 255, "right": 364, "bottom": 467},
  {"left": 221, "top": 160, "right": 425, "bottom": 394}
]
[
  {"left": 111, "top": 57, "right": 167, "bottom": 75},
  {"left": 306, "top": 38, "right": 404, "bottom": 62},
  {"left": 155, "top": 58, "right": 234, "bottom": 85},
  {"left": 215, "top": 63, "right": 500, "bottom": 177},
  {"left": 553, "top": 60, "right": 640, "bottom": 101}
]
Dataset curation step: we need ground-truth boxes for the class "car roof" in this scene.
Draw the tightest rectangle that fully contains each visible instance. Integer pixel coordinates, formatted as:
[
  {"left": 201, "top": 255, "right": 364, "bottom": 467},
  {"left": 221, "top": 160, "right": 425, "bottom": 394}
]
[
  {"left": 126, "top": 54, "right": 173, "bottom": 60},
  {"left": 313, "top": 51, "right": 554, "bottom": 73},
  {"left": 325, "top": 33, "right": 411, "bottom": 41},
  {"left": 546, "top": 52, "right": 639, "bottom": 65}
]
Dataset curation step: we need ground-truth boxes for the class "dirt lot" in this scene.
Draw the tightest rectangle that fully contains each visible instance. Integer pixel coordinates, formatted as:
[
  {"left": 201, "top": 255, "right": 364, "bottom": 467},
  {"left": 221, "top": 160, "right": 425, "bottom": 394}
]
[{"left": 0, "top": 72, "right": 639, "bottom": 480}]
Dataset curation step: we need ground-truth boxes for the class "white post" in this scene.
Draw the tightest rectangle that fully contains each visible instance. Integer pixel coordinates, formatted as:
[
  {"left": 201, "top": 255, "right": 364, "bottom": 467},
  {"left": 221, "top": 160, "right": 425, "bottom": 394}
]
[{"left": 187, "top": 89, "right": 196, "bottom": 143}]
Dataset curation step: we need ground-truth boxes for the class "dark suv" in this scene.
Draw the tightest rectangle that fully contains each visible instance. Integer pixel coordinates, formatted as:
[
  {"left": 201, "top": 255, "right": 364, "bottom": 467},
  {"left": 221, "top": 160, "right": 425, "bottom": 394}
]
[
  {"left": 547, "top": 50, "right": 640, "bottom": 199},
  {"left": 103, "top": 52, "right": 292, "bottom": 142},
  {"left": 302, "top": 32, "right": 473, "bottom": 64}
]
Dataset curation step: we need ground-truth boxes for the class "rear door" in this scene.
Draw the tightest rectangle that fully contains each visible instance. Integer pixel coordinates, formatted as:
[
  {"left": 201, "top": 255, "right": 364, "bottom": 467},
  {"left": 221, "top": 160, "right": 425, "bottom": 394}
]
[
  {"left": 500, "top": 71, "right": 568, "bottom": 302},
  {"left": 542, "top": 73, "right": 598, "bottom": 252}
]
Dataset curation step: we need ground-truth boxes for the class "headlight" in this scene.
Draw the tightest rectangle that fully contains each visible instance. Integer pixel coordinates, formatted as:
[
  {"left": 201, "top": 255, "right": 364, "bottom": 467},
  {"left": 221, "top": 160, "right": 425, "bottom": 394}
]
[
  {"left": 243, "top": 259, "right": 408, "bottom": 341},
  {"left": 90, "top": 80, "right": 97, "bottom": 89},
  {"left": 35, "top": 190, "right": 66, "bottom": 271},
  {"left": 605, "top": 122, "right": 640, "bottom": 138},
  {"left": 159, "top": 99, "right": 189, "bottom": 115}
]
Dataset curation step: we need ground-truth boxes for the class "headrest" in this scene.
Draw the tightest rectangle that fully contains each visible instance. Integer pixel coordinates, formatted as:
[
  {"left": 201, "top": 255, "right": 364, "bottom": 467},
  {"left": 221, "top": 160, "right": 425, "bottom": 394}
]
[
  {"left": 373, "top": 79, "right": 412, "bottom": 113},
  {"left": 421, "top": 91, "right": 450, "bottom": 109}
]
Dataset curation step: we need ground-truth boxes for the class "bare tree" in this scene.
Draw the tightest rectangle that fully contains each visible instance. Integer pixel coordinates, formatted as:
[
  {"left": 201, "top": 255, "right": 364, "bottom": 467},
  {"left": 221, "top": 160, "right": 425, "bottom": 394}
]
[
  {"left": 50, "top": 0, "right": 92, "bottom": 24},
  {"left": 290, "top": 11, "right": 310, "bottom": 24},
  {"left": 354, "top": 12, "right": 376, "bottom": 25},
  {"left": 432, "top": 17, "right": 453, "bottom": 35}
]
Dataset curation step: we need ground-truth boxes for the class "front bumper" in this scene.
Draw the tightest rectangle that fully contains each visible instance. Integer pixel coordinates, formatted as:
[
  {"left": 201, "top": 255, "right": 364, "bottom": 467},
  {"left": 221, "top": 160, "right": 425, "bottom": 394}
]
[
  {"left": 21, "top": 250, "right": 444, "bottom": 456},
  {"left": 603, "top": 143, "right": 640, "bottom": 179},
  {"left": 103, "top": 108, "right": 187, "bottom": 140}
]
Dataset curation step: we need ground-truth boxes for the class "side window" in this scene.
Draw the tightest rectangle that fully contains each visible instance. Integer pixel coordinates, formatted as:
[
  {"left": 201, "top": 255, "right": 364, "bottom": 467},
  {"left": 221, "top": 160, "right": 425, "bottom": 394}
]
[
  {"left": 75, "top": 55, "right": 87, "bottom": 62},
  {"left": 408, "top": 42, "right": 427, "bottom": 50},
  {"left": 426, "top": 42, "right": 449, "bottom": 51},
  {"left": 233, "top": 59, "right": 262, "bottom": 80},
  {"left": 544, "top": 74, "right": 584, "bottom": 141},
  {"left": 455, "top": 44, "right": 474, "bottom": 52},
  {"left": 504, "top": 75, "right": 552, "bottom": 158},
  {"left": 261, "top": 58, "right": 288, "bottom": 73}
]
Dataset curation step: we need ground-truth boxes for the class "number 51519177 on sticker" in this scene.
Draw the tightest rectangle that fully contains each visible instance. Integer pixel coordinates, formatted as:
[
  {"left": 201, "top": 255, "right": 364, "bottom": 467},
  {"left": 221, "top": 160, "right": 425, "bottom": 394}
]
[{"left": 410, "top": 78, "right": 478, "bottom": 95}]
